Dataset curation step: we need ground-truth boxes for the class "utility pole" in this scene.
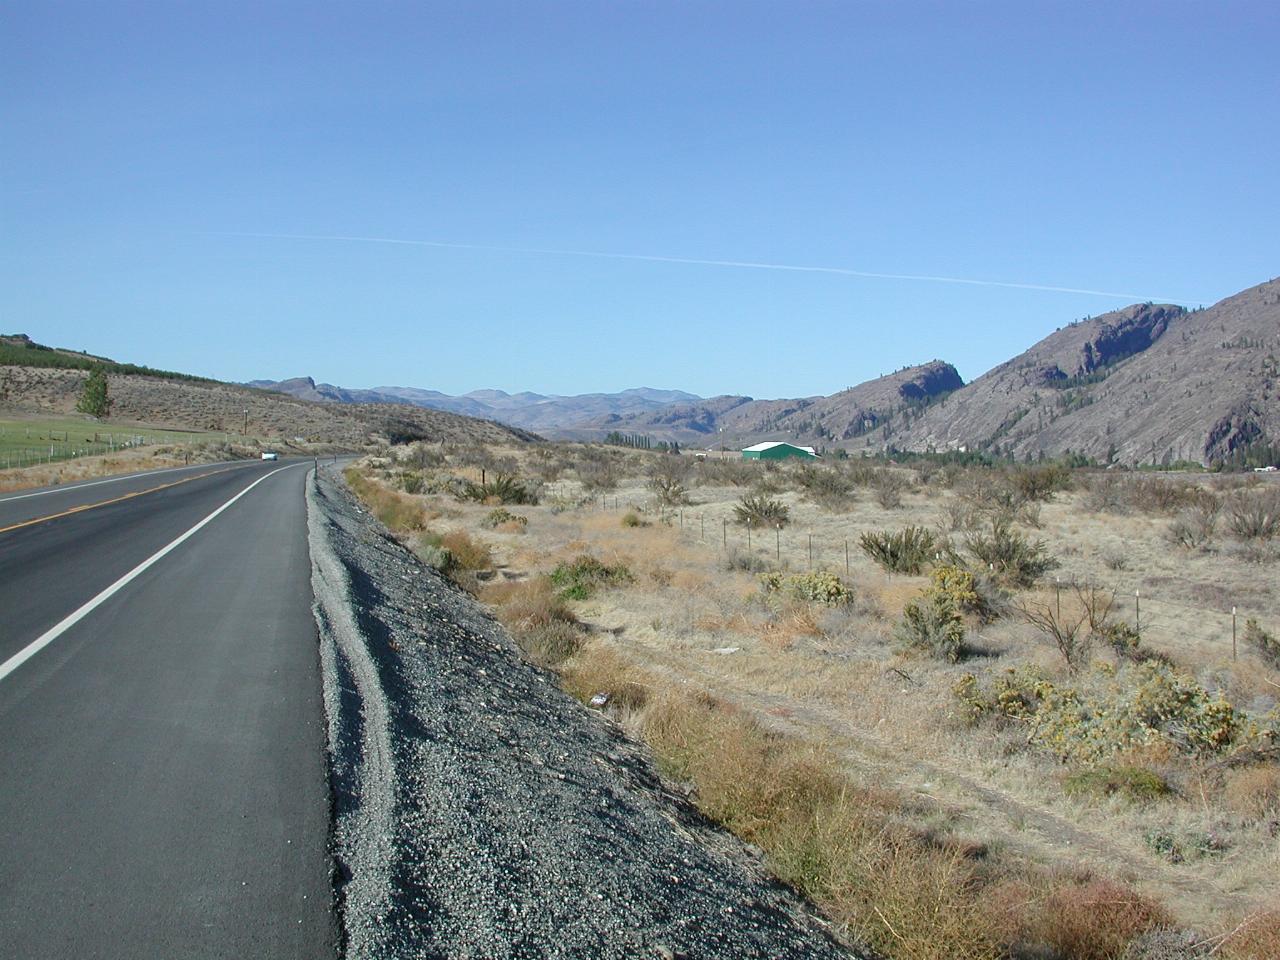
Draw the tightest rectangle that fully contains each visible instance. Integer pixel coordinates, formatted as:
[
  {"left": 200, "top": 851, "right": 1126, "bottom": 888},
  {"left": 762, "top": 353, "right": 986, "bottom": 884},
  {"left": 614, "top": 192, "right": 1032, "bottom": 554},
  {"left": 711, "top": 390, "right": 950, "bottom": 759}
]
[{"left": 243, "top": 408, "right": 249, "bottom": 436}]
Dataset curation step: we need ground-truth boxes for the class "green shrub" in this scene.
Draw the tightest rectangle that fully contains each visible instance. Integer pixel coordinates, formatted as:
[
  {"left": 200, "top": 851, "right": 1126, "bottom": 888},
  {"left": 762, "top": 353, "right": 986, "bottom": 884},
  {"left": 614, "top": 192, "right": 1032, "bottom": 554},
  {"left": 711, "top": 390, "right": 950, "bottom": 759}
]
[
  {"left": 416, "top": 539, "right": 455, "bottom": 573},
  {"left": 481, "top": 507, "right": 527, "bottom": 529},
  {"left": 461, "top": 473, "right": 539, "bottom": 505},
  {"left": 1142, "top": 827, "right": 1227, "bottom": 864},
  {"left": 859, "top": 526, "right": 937, "bottom": 575},
  {"left": 620, "top": 511, "right": 650, "bottom": 528},
  {"left": 965, "top": 516, "right": 1058, "bottom": 587},
  {"left": 549, "top": 555, "right": 634, "bottom": 600},
  {"left": 1245, "top": 618, "right": 1280, "bottom": 669},
  {"left": 733, "top": 493, "right": 790, "bottom": 528},
  {"left": 760, "top": 571, "right": 850, "bottom": 605},
  {"left": 897, "top": 590, "right": 965, "bottom": 662},
  {"left": 794, "top": 465, "right": 855, "bottom": 508},
  {"left": 955, "top": 662, "right": 1260, "bottom": 764},
  {"left": 399, "top": 471, "right": 425, "bottom": 494},
  {"left": 1064, "top": 765, "right": 1172, "bottom": 803}
]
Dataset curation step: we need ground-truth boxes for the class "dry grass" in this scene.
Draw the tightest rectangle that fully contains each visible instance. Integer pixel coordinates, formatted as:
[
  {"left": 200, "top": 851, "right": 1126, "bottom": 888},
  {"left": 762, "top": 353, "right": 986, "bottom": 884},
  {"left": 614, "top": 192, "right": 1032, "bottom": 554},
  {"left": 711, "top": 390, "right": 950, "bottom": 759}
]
[
  {"left": 985, "top": 876, "right": 1170, "bottom": 960},
  {"left": 345, "top": 449, "right": 1280, "bottom": 956},
  {"left": 438, "top": 529, "right": 492, "bottom": 571},
  {"left": 1221, "top": 906, "right": 1280, "bottom": 960},
  {"left": 344, "top": 467, "right": 431, "bottom": 532},
  {"left": 483, "top": 577, "right": 585, "bottom": 667},
  {"left": 1224, "top": 766, "right": 1280, "bottom": 822}
]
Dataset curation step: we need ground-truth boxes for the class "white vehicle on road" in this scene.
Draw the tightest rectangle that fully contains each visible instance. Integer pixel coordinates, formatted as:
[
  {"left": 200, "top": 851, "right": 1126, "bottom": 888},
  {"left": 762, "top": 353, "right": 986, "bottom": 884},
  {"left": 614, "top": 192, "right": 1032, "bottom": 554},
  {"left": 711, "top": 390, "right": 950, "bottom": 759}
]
[{"left": 261, "top": 451, "right": 279, "bottom": 461}]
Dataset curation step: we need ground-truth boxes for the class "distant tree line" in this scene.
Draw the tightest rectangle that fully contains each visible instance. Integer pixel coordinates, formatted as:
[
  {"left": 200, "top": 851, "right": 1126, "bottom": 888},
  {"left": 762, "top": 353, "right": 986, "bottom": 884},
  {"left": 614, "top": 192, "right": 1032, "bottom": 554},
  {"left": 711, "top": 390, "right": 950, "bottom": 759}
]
[
  {"left": 0, "top": 340, "right": 215, "bottom": 383},
  {"left": 604, "top": 431, "right": 680, "bottom": 453}
]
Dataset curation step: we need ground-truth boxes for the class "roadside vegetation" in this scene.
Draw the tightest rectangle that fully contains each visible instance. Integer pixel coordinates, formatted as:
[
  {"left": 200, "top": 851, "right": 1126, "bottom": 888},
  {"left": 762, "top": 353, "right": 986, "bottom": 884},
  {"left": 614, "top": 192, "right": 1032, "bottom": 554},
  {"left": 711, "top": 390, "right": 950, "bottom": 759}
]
[{"left": 345, "top": 442, "right": 1280, "bottom": 960}]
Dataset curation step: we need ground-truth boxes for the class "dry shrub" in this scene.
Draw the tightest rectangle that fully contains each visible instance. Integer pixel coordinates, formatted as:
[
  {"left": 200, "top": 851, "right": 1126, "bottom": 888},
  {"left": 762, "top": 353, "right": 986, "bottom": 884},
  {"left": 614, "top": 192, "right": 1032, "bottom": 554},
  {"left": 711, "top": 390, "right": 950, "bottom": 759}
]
[
  {"left": 1224, "top": 488, "right": 1280, "bottom": 541},
  {"left": 986, "top": 877, "right": 1170, "bottom": 960},
  {"left": 560, "top": 642, "right": 651, "bottom": 710},
  {"left": 1222, "top": 907, "right": 1280, "bottom": 960},
  {"left": 1224, "top": 765, "right": 1280, "bottom": 822},
  {"left": 669, "top": 569, "right": 709, "bottom": 593},
  {"left": 636, "top": 686, "right": 1003, "bottom": 960},
  {"left": 758, "top": 603, "right": 823, "bottom": 650},
  {"left": 345, "top": 466, "right": 430, "bottom": 531},
  {"left": 488, "top": 576, "right": 585, "bottom": 666},
  {"left": 439, "top": 530, "right": 492, "bottom": 571}
]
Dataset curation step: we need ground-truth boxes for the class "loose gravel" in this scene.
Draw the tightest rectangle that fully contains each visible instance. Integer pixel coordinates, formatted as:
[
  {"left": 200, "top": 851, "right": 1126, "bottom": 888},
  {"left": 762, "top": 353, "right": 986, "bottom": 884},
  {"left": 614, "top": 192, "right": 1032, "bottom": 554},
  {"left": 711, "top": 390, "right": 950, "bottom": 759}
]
[{"left": 307, "top": 464, "right": 859, "bottom": 959}]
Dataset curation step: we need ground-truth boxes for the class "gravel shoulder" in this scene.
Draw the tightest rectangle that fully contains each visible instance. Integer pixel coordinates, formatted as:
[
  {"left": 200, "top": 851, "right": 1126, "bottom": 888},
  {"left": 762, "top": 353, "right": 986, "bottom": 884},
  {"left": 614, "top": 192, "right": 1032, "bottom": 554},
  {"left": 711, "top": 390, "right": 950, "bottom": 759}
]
[{"left": 307, "top": 463, "right": 858, "bottom": 959}]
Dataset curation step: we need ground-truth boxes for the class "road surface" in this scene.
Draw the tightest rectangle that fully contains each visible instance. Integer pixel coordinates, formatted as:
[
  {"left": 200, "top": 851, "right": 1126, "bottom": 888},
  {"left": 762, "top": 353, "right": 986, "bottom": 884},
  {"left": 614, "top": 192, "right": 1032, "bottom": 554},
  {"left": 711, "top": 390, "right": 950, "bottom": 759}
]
[{"left": 0, "top": 459, "right": 337, "bottom": 958}]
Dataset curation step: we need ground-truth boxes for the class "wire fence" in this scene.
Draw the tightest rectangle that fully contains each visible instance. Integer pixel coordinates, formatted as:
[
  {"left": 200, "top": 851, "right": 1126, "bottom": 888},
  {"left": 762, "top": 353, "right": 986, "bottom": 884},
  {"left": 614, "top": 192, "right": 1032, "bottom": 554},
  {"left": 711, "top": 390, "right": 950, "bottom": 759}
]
[
  {"left": 0, "top": 430, "right": 221, "bottom": 471},
  {"left": 550, "top": 485, "right": 1279, "bottom": 673}
]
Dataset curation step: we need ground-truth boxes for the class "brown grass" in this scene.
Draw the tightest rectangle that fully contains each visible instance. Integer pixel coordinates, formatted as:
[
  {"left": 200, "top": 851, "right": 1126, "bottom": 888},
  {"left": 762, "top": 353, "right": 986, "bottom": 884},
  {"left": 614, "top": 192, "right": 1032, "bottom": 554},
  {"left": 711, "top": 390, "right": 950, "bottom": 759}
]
[
  {"left": 986, "top": 876, "right": 1170, "bottom": 960},
  {"left": 344, "top": 467, "right": 431, "bottom": 532},
  {"left": 561, "top": 642, "right": 1184, "bottom": 960},
  {"left": 1222, "top": 906, "right": 1280, "bottom": 960},
  {"left": 1224, "top": 766, "right": 1280, "bottom": 822},
  {"left": 483, "top": 577, "right": 585, "bottom": 667},
  {"left": 439, "top": 530, "right": 492, "bottom": 571}
]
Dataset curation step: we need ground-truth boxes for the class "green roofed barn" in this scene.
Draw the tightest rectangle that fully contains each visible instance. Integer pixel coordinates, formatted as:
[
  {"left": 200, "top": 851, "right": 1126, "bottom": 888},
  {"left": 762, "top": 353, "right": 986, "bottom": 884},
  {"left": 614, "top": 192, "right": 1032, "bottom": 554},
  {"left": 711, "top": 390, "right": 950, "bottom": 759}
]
[{"left": 741, "top": 441, "right": 819, "bottom": 460}]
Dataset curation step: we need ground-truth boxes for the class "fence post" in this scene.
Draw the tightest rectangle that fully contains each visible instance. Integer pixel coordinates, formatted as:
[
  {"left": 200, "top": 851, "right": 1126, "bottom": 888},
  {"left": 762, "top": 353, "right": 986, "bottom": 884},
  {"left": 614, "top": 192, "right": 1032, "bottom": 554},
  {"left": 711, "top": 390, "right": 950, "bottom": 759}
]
[
  {"left": 700, "top": 514, "right": 705, "bottom": 541},
  {"left": 845, "top": 539, "right": 849, "bottom": 576},
  {"left": 1232, "top": 607, "right": 1237, "bottom": 661},
  {"left": 722, "top": 518, "right": 727, "bottom": 550},
  {"left": 1134, "top": 590, "right": 1141, "bottom": 634},
  {"left": 775, "top": 525, "right": 780, "bottom": 561},
  {"left": 1055, "top": 578, "right": 1061, "bottom": 620},
  {"left": 808, "top": 534, "right": 813, "bottom": 569},
  {"left": 747, "top": 519, "right": 752, "bottom": 551}
]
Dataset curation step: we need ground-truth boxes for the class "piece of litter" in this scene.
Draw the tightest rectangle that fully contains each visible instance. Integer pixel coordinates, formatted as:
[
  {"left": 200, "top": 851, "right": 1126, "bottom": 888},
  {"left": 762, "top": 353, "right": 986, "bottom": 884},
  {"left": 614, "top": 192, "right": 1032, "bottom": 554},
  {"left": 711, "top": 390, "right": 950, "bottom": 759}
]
[
  {"left": 589, "top": 692, "right": 610, "bottom": 708},
  {"left": 710, "top": 646, "right": 740, "bottom": 655}
]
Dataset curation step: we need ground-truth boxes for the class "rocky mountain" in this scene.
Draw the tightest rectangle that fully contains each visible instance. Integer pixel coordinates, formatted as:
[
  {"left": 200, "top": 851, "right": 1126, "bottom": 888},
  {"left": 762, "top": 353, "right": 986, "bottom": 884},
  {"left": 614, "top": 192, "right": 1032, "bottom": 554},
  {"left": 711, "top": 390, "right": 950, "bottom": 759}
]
[
  {"left": 880, "top": 279, "right": 1279, "bottom": 466},
  {"left": 247, "top": 378, "right": 701, "bottom": 432},
  {"left": 559, "top": 361, "right": 964, "bottom": 448}
]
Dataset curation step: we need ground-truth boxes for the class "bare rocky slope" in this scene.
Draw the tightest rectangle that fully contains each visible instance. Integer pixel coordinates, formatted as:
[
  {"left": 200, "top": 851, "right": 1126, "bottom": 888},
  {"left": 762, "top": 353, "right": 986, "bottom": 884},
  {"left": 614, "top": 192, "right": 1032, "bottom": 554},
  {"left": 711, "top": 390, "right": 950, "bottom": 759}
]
[
  {"left": 558, "top": 277, "right": 1280, "bottom": 465},
  {"left": 882, "top": 278, "right": 1280, "bottom": 465},
  {"left": 0, "top": 364, "right": 534, "bottom": 449}
]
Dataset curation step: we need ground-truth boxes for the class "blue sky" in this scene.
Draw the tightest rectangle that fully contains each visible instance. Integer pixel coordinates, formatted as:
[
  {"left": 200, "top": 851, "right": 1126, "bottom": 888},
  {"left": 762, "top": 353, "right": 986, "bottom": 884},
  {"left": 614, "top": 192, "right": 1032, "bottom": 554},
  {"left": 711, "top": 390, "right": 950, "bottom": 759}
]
[{"left": 3, "top": 1, "right": 1276, "bottom": 398}]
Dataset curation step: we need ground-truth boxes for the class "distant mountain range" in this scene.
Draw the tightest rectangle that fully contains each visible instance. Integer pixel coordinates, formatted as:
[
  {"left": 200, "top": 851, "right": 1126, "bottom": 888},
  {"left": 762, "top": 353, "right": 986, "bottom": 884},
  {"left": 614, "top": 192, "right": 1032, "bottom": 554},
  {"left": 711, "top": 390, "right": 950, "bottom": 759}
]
[
  {"left": 247, "top": 275, "right": 1279, "bottom": 466},
  {"left": 245, "top": 379, "right": 701, "bottom": 432}
]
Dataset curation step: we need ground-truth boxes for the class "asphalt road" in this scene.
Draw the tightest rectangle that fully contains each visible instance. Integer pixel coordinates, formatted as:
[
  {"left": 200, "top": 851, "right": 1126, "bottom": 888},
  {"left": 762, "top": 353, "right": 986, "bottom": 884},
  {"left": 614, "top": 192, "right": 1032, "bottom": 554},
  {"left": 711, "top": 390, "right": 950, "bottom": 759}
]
[{"left": 0, "top": 459, "right": 337, "bottom": 958}]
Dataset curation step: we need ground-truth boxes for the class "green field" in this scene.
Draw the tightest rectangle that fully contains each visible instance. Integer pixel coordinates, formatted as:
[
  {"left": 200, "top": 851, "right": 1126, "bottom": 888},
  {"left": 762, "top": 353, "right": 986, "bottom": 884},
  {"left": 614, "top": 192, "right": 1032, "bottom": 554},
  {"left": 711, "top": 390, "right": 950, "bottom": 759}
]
[{"left": 0, "top": 415, "right": 218, "bottom": 470}]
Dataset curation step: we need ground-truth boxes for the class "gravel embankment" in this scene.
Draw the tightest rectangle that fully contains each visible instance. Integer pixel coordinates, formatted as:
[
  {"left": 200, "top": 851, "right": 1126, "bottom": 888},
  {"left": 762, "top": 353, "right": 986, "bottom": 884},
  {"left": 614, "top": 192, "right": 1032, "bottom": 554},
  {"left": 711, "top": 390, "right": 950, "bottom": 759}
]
[{"left": 306, "top": 464, "right": 858, "bottom": 959}]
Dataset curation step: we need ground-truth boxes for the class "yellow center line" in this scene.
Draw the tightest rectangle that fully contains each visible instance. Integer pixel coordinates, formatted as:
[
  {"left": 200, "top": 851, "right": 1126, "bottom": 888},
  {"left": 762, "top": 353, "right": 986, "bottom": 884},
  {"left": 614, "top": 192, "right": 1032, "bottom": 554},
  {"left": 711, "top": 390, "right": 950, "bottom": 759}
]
[{"left": 0, "top": 466, "right": 243, "bottom": 536}]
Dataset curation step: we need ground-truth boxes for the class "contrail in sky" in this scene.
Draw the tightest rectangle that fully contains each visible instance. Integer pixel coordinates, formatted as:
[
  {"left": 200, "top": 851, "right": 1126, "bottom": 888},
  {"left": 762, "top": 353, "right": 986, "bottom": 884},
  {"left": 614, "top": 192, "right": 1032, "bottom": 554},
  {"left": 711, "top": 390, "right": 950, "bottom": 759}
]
[{"left": 225, "top": 231, "right": 1198, "bottom": 303}]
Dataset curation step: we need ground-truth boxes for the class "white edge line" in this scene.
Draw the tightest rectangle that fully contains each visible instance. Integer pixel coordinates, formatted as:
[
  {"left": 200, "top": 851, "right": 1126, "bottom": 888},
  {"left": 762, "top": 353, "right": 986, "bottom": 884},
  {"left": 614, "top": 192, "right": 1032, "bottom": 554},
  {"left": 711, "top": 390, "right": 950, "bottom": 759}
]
[
  {"left": 0, "top": 462, "right": 305, "bottom": 683},
  {"left": 0, "top": 459, "right": 255, "bottom": 504}
]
